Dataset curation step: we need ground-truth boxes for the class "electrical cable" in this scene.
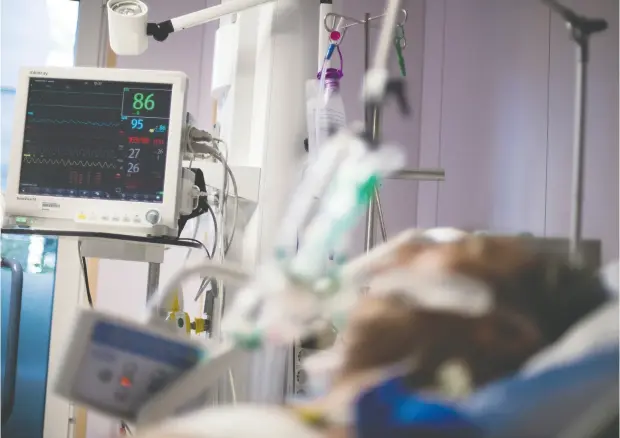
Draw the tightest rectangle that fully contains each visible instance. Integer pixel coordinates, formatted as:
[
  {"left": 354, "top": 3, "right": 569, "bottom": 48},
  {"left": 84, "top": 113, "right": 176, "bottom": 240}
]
[
  {"left": 77, "top": 242, "right": 94, "bottom": 308},
  {"left": 177, "top": 237, "right": 213, "bottom": 259},
  {"left": 184, "top": 216, "right": 201, "bottom": 262},
  {"left": 221, "top": 158, "right": 239, "bottom": 254},
  {"left": 188, "top": 141, "right": 238, "bottom": 254},
  {"left": 192, "top": 203, "right": 221, "bottom": 303},
  {"left": 185, "top": 141, "right": 240, "bottom": 304},
  {"left": 188, "top": 135, "right": 238, "bottom": 401},
  {"left": 212, "top": 137, "right": 230, "bottom": 209},
  {"left": 80, "top": 257, "right": 94, "bottom": 308},
  {"left": 207, "top": 203, "right": 218, "bottom": 258}
]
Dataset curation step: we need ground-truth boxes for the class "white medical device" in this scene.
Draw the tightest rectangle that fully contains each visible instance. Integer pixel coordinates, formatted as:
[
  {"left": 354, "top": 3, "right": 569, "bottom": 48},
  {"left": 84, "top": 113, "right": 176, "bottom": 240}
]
[
  {"left": 4, "top": 67, "right": 188, "bottom": 237},
  {"left": 55, "top": 309, "right": 209, "bottom": 424},
  {"left": 107, "top": 0, "right": 278, "bottom": 56}
]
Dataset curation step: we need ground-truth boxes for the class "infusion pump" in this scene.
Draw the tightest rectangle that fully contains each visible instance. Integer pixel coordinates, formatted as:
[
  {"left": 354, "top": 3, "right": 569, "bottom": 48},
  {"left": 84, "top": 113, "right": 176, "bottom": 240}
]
[{"left": 3, "top": 67, "right": 190, "bottom": 237}]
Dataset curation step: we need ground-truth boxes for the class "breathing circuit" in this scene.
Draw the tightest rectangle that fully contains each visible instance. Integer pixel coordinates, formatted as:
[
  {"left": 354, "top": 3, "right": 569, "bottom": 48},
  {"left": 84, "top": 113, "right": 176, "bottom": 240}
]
[{"left": 145, "top": 124, "right": 405, "bottom": 353}]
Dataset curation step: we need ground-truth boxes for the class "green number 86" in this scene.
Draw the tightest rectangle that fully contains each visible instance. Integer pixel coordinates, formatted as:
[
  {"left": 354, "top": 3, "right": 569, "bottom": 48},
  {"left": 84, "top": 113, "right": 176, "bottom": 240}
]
[{"left": 133, "top": 92, "right": 155, "bottom": 111}]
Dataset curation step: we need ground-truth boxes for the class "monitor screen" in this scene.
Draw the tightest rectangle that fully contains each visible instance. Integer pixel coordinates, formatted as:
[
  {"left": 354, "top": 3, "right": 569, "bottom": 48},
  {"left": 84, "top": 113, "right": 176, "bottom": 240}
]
[{"left": 17, "top": 78, "right": 174, "bottom": 203}]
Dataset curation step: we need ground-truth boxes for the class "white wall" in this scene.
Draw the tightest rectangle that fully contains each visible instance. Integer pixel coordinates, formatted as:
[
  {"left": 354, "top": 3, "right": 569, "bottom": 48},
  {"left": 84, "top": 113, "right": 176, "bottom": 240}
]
[{"left": 417, "top": 0, "right": 618, "bottom": 263}]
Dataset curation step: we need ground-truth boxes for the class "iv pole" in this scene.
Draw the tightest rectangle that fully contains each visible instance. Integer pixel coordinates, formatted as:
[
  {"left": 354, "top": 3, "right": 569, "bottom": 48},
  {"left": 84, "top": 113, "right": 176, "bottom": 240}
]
[
  {"left": 364, "top": 12, "right": 382, "bottom": 251},
  {"left": 359, "top": 11, "right": 446, "bottom": 252},
  {"left": 542, "top": 0, "right": 608, "bottom": 265},
  {"left": 322, "top": 6, "right": 446, "bottom": 253}
]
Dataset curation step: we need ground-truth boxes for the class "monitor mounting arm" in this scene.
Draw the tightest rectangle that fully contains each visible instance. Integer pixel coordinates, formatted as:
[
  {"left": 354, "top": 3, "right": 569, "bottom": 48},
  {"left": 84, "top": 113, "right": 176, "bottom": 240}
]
[{"left": 146, "top": 0, "right": 277, "bottom": 43}]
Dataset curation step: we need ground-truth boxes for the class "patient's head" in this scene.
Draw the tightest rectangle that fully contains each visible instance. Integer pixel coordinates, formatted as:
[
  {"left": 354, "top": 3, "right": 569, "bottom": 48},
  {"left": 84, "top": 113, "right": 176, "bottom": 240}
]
[{"left": 333, "top": 234, "right": 609, "bottom": 397}]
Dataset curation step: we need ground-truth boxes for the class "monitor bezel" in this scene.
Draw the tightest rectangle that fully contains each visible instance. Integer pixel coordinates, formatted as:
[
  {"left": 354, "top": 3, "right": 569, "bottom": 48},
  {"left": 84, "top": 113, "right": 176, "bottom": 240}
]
[{"left": 5, "top": 67, "right": 188, "bottom": 234}]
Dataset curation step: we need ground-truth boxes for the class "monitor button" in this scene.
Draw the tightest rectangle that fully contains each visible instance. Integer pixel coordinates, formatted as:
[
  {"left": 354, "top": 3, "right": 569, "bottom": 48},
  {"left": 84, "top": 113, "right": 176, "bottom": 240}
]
[
  {"left": 98, "top": 369, "right": 113, "bottom": 383},
  {"left": 145, "top": 210, "right": 160, "bottom": 225}
]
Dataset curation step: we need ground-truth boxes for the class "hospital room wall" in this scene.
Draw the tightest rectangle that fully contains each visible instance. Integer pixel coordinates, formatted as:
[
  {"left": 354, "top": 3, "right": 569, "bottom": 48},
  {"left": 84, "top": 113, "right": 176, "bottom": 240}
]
[{"left": 416, "top": 0, "right": 619, "bottom": 263}]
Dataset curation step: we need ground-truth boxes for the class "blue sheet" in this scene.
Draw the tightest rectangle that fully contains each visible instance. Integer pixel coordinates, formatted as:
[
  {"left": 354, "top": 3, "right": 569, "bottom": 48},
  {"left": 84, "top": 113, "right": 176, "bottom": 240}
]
[{"left": 353, "top": 346, "right": 618, "bottom": 438}]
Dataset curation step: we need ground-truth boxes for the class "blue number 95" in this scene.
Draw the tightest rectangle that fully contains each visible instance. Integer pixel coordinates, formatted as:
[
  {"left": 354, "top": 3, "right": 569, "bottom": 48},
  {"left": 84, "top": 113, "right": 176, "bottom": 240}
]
[{"left": 131, "top": 119, "right": 144, "bottom": 130}]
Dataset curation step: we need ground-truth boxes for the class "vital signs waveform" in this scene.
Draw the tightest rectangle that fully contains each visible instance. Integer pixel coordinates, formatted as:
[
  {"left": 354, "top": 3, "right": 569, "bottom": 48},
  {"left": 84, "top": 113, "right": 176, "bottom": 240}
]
[
  {"left": 30, "top": 118, "right": 120, "bottom": 127},
  {"left": 24, "top": 158, "right": 117, "bottom": 169},
  {"left": 23, "top": 147, "right": 116, "bottom": 160}
]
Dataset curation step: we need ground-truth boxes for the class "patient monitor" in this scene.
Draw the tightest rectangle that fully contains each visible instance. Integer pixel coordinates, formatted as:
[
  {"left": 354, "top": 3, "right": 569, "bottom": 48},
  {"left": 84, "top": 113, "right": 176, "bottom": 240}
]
[{"left": 4, "top": 67, "right": 188, "bottom": 237}]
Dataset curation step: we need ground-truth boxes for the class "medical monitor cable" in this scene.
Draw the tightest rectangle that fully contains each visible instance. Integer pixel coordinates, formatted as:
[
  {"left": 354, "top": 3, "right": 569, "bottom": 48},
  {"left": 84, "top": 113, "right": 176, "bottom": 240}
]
[
  {"left": 77, "top": 242, "right": 94, "bottom": 308},
  {"left": 177, "top": 238, "right": 213, "bottom": 259},
  {"left": 193, "top": 204, "right": 219, "bottom": 303},
  {"left": 186, "top": 144, "right": 241, "bottom": 307}
]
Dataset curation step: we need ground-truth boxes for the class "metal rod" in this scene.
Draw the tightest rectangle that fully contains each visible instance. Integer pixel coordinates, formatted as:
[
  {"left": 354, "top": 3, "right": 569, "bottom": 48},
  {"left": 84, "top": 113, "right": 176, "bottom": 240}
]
[
  {"left": 318, "top": 1, "right": 334, "bottom": 70},
  {"left": 543, "top": 0, "right": 607, "bottom": 265},
  {"left": 323, "top": 10, "right": 407, "bottom": 48},
  {"left": 324, "top": 9, "right": 407, "bottom": 32},
  {"left": 363, "top": 12, "right": 378, "bottom": 254},
  {"left": 365, "top": 200, "right": 377, "bottom": 252},
  {"left": 365, "top": 98, "right": 383, "bottom": 253},
  {"left": 387, "top": 168, "right": 446, "bottom": 181},
  {"left": 372, "top": 0, "right": 403, "bottom": 73},
  {"left": 569, "top": 45, "right": 588, "bottom": 264},
  {"left": 363, "top": 12, "right": 372, "bottom": 124},
  {"left": 374, "top": 187, "right": 388, "bottom": 243},
  {"left": 146, "top": 262, "right": 161, "bottom": 307}
]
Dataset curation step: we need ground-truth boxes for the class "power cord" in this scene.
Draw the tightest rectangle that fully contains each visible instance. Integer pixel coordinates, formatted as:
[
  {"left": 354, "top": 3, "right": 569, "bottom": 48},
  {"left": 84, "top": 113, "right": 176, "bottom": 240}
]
[
  {"left": 192, "top": 204, "right": 219, "bottom": 303},
  {"left": 80, "top": 256, "right": 94, "bottom": 308},
  {"left": 177, "top": 237, "right": 213, "bottom": 259},
  {"left": 206, "top": 203, "right": 218, "bottom": 258}
]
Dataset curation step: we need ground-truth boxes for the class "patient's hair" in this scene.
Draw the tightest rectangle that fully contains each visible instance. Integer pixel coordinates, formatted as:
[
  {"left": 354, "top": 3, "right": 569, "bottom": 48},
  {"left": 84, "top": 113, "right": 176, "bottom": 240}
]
[{"left": 337, "top": 236, "right": 609, "bottom": 391}]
